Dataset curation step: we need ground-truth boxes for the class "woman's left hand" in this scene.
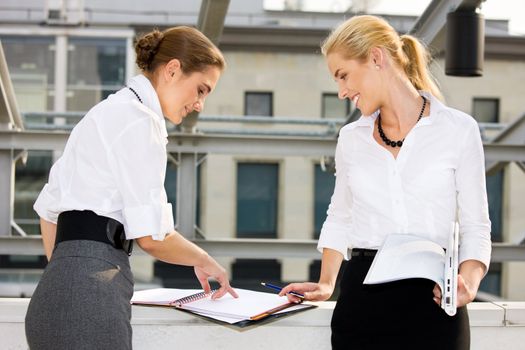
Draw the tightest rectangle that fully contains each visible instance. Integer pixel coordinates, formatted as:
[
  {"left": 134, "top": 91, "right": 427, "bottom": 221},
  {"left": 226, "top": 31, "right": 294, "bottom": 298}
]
[
  {"left": 433, "top": 260, "right": 485, "bottom": 308},
  {"left": 432, "top": 274, "right": 477, "bottom": 308}
]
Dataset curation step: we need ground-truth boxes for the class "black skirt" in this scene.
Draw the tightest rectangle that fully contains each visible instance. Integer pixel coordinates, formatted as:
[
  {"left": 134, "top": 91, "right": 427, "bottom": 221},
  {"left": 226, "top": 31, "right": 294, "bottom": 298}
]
[{"left": 331, "top": 252, "right": 470, "bottom": 350}]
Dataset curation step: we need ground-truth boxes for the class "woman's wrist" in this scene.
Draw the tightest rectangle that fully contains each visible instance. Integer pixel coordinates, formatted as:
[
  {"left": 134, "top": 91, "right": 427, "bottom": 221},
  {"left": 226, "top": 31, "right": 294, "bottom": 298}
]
[
  {"left": 459, "top": 260, "right": 485, "bottom": 289},
  {"left": 318, "top": 279, "right": 336, "bottom": 292},
  {"left": 195, "top": 251, "right": 213, "bottom": 269}
]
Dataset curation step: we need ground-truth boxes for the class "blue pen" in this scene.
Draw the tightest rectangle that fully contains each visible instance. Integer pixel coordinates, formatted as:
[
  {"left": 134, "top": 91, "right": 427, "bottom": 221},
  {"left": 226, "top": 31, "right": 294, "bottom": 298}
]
[{"left": 261, "top": 282, "right": 305, "bottom": 299}]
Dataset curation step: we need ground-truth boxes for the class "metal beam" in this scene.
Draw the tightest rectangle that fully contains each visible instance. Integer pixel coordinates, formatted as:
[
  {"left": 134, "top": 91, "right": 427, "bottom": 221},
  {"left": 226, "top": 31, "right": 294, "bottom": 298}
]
[
  {"left": 2, "top": 130, "right": 524, "bottom": 160},
  {"left": 176, "top": 153, "right": 199, "bottom": 238},
  {"left": 490, "top": 243, "right": 525, "bottom": 262},
  {"left": 197, "top": 0, "right": 230, "bottom": 45},
  {"left": 0, "top": 131, "right": 69, "bottom": 152},
  {"left": 175, "top": 0, "right": 231, "bottom": 228},
  {"left": 0, "top": 236, "right": 522, "bottom": 262},
  {"left": 0, "top": 42, "right": 23, "bottom": 131},
  {"left": 0, "top": 151, "right": 14, "bottom": 236},
  {"left": 0, "top": 130, "right": 338, "bottom": 156},
  {"left": 409, "top": 0, "right": 484, "bottom": 50},
  {"left": 179, "top": 0, "right": 230, "bottom": 134},
  {"left": 485, "top": 114, "right": 525, "bottom": 173},
  {"left": 483, "top": 144, "right": 525, "bottom": 163}
]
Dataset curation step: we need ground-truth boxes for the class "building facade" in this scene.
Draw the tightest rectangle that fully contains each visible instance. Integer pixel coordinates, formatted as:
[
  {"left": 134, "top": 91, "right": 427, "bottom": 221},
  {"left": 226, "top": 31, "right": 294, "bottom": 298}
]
[{"left": 1, "top": 0, "right": 523, "bottom": 299}]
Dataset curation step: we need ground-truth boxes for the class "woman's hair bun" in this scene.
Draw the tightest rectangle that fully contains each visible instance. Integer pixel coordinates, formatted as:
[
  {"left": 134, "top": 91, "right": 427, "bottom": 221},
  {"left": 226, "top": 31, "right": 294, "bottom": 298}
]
[{"left": 134, "top": 29, "right": 164, "bottom": 71}]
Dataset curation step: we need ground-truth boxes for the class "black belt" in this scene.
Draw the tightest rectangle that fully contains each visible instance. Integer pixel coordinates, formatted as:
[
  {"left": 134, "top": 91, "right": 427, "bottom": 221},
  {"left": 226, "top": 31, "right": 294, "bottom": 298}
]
[
  {"left": 56, "top": 210, "right": 133, "bottom": 256},
  {"left": 351, "top": 248, "right": 377, "bottom": 259}
]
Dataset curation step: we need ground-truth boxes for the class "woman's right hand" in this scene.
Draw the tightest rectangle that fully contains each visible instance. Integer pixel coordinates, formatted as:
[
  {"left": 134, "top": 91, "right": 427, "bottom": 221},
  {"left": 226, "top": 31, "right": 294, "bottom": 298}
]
[
  {"left": 279, "top": 282, "right": 334, "bottom": 303},
  {"left": 194, "top": 255, "right": 239, "bottom": 300}
]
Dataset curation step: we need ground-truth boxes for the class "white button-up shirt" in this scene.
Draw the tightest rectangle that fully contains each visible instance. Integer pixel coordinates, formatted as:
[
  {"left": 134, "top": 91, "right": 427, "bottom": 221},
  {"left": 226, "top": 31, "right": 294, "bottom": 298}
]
[
  {"left": 318, "top": 91, "right": 492, "bottom": 269},
  {"left": 34, "top": 75, "right": 174, "bottom": 241}
]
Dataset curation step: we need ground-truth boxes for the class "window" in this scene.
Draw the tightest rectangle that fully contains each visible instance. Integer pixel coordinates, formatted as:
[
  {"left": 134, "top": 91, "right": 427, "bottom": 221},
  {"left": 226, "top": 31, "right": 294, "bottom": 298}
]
[
  {"left": 479, "top": 169, "right": 504, "bottom": 295},
  {"left": 14, "top": 151, "right": 53, "bottom": 235},
  {"left": 322, "top": 93, "right": 350, "bottom": 119},
  {"left": 0, "top": 36, "right": 55, "bottom": 112},
  {"left": 164, "top": 161, "right": 178, "bottom": 224},
  {"left": 234, "top": 163, "right": 280, "bottom": 285},
  {"left": 472, "top": 98, "right": 499, "bottom": 123},
  {"left": 244, "top": 92, "right": 273, "bottom": 116},
  {"left": 231, "top": 259, "right": 282, "bottom": 286},
  {"left": 67, "top": 37, "right": 127, "bottom": 111},
  {"left": 3, "top": 151, "right": 53, "bottom": 270},
  {"left": 486, "top": 170, "right": 504, "bottom": 243},
  {"left": 314, "top": 164, "right": 335, "bottom": 239},
  {"left": 236, "top": 163, "right": 278, "bottom": 238}
]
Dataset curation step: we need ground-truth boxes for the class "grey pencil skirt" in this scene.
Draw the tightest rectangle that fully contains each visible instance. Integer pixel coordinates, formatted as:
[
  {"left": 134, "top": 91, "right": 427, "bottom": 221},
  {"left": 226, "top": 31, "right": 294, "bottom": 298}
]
[{"left": 25, "top": 240, "right": 134, "bottom": 350}]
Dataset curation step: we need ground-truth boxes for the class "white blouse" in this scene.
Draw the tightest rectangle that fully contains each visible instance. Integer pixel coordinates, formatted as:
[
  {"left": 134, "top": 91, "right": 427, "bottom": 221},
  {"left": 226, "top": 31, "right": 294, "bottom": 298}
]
[
  {"left": 318, "top": 91, "right": 492, "bottom": 269},
  {"left": 34, "top": 75, "right": 174, "bottom": 241}
]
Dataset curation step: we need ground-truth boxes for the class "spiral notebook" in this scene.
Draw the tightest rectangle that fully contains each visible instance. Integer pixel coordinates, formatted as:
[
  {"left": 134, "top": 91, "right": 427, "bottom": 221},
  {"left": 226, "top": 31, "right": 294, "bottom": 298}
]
[{"left": 131, "top": 287, "right": 315, "bottom": 326}]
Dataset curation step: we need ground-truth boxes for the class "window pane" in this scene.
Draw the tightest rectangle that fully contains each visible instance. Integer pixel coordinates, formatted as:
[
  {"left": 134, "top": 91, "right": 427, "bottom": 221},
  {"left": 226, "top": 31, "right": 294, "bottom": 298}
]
[
  {"left": 0, "top": 36, "right": 55, "bottom": 112},
  {"left": 479, "top": 262, "right": 502, "bottom": 295},
  {"left": 322, "top": 93, "right": 349, "bottom": 119},
  {"left": 67, "top": 37, "right": 127, "bottom": 111},
  {"left": 236, "top": 163, "right": 278, "bottom": 238},
  {"left": 478, "top": 169, "right": 503, "bottom": 296},
  {"left": 14, "top": 151, "right": 53, "bottom": 235},
  {"left": 245, "top": 92, "right": 272, "bottom": 116},
  {"left": 486, "top": 169, "right": 503, "bottom": 242},
  {"left": 196, "top": 164, "right": 202, "bottom": 228},
  {"left": 231, "top": 259, "right": 281, "bottom": 284},
  {"left": 472, "top": 98, "right": 499, "bottom": 123},
  {"left": 314, "top": 164, "right": 335, "bottom": 238},
  {"left": 164, "top": 162, "right": 177, "bottom": 224}
]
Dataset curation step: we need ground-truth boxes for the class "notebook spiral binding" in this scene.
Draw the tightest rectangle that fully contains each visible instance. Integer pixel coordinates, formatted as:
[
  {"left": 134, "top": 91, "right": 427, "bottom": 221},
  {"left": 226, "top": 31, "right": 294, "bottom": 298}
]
[{"left": 171, "top": 289, "right": 217, "bottom": 307}]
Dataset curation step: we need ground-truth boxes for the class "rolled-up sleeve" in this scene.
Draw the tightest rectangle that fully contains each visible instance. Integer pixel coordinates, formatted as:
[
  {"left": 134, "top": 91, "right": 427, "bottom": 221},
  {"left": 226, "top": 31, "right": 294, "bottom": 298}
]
[
  {"left": 317, "top": 136, "right": 353, "bottom": 260},
  {"left": 456, "top": 121, "right": 492, "bottom": 270},
  {"left": 107, "top": 117, "right": 174, "bottom": 241},
  {"left": 33, "top": 162, "right": 62, "bottom": 224}
]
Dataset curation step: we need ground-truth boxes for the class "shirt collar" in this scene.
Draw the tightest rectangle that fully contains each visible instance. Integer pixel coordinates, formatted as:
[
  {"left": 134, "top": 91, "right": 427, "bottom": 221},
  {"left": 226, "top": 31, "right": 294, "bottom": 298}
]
[
  {"left": 127, "top": 74, "right": 168, "bottom": 137},
  {"left": 418, "top": 90, "right": 446, "bottom": 126},
  {"left": 354, "top": 91, "right": 445, "bottom": 128}
]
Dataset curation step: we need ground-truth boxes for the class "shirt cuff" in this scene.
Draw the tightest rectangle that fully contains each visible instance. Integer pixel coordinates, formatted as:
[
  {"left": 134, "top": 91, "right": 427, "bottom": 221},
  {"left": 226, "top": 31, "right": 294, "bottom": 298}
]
[
  {"left": 317, "top": 222, "right": 350, "bottom": 260},
  {"left": 33, "top": 184, "right": 59, "bottom": 224},
  {"left": 122, "top": 202, "right": 174, "bottom": 241},
  {"left": 459, "top": 236, "right": 492, "bottom": 275}
]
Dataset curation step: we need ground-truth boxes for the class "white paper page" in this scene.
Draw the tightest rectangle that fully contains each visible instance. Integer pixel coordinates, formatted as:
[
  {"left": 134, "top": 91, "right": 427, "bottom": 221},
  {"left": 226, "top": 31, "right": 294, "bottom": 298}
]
[
  {"left": 131, "top": 287, "right": 312, "bottom": 324},
  {"left": 131, "top": 288, "right": 201, "bottom": 305},
  {"left": 181, "top": 288, "right": 299, "bottom": 320},
  {"left": 363, "top": 234, "right": 446, "bottom": 291}
]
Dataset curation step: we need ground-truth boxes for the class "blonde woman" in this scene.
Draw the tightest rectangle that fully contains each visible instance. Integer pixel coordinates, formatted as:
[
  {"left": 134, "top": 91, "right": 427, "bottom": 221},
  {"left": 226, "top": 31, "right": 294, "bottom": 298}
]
[
  {"left": 281, "top": 15, "right": 491, "bottom": 349},
  {"left": 25, "top": 27, "right": 238, "bottom": 350}
]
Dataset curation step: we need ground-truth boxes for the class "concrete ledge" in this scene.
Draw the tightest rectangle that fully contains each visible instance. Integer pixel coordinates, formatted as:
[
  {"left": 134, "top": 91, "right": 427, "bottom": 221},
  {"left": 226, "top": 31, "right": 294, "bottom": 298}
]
[{"left": 1, "top": 299, "right": 524, "bottom": 350}]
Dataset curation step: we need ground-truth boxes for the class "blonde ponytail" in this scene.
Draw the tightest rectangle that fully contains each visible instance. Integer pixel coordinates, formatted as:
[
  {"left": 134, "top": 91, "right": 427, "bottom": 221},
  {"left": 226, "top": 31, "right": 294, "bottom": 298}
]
[{"left": 400, "top": 35, "right": 443, "bottom": 100}]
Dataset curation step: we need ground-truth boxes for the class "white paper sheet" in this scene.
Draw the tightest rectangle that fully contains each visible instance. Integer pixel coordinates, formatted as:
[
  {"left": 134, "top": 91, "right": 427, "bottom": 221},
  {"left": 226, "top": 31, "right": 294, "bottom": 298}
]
[{"left": 131, "top": 287, "right": 313, "bottom": 324}]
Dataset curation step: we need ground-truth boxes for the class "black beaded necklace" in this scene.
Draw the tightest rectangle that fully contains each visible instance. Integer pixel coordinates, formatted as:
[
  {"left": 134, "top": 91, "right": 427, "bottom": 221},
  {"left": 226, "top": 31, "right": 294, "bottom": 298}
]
[
  {"left": 128, "top": 87, "right": 143, "bottom": 104},
  {"left": 377, "top": 95, "right": 427, "bottom": 148}
]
